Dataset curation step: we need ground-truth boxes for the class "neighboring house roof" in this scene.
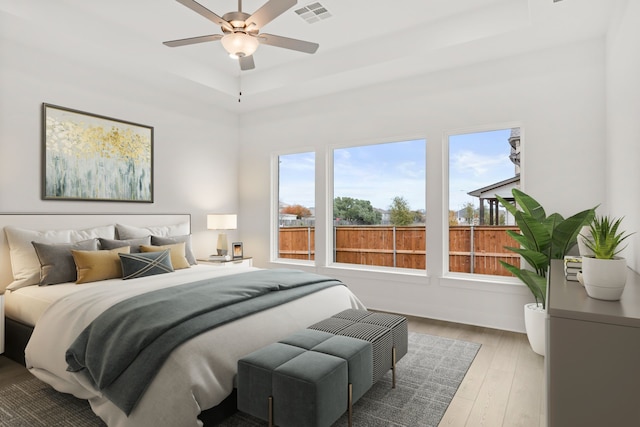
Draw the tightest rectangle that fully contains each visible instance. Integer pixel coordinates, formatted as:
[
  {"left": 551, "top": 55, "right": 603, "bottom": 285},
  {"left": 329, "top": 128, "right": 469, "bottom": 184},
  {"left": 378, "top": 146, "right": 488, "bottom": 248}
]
[{"left": 467, "top": 175, "right": 520, "bottom": 199}]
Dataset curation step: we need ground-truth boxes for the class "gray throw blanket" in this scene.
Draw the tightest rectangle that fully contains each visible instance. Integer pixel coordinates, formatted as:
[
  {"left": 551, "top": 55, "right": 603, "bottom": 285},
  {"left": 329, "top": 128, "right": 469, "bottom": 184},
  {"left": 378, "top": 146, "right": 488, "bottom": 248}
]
[{"left": 65, "top": 269, "right": 343, "bottom": 415}]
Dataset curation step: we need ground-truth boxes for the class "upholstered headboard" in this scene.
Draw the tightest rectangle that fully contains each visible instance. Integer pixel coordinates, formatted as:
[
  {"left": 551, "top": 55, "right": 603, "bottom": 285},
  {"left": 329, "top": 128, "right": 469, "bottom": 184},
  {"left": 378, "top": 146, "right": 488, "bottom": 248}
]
[{"left": 0, "top": 213, "right": 191, "bottom": 293}]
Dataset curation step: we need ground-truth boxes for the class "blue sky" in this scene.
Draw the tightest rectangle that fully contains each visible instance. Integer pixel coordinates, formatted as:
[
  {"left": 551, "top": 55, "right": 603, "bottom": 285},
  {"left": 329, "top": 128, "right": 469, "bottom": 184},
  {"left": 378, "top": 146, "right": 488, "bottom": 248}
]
[
  {"left": 449, "top": 128, "right": 517, "bottom": 212},
  {"left": 279, "top": 139, "right": 426, "bottom": 212},
  {"left": 279, "top": 130, "right": 516, "bottom": 212},
  {"left": 333, "top": 140, "right": 426, "bottom": 211}
]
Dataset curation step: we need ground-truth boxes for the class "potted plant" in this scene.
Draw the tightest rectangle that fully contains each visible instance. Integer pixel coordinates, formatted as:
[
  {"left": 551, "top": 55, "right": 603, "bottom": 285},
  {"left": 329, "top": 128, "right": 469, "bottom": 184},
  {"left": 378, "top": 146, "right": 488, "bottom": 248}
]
[
  {"left": 496, "top": 189, "right": 595, "bottom": 356},
  {"left": 579, "top": 215, "right": 634, "bottom": 300}
]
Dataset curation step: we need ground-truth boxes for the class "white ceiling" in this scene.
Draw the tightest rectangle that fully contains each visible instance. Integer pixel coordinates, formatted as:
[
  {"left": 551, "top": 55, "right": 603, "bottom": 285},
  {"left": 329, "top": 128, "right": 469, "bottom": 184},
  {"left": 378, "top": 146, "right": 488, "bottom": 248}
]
[{"left": 1, "top": 0, "right": 621, "bottom": 112}]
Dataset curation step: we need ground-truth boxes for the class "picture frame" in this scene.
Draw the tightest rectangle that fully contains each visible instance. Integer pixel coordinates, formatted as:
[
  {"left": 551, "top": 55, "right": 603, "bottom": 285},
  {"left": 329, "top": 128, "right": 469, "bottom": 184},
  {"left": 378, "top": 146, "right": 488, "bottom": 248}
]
[
  {"left": 42, "top": 103, "right": 154, "bottom": 202},
  {"left": 232, "top": 242, "right": 243, "bottom": 259}
]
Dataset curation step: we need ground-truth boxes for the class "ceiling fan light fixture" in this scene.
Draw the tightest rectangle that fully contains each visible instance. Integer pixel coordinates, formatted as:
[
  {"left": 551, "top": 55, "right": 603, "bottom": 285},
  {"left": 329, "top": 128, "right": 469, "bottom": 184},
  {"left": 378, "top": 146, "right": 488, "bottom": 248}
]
[{"left": 221, "top": 32, "right": 259, "bottom": 58}]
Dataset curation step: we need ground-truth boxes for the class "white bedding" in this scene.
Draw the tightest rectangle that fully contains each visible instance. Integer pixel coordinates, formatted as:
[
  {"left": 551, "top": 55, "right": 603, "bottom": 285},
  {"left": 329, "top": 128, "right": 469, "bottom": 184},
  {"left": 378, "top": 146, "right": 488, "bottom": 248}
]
[
  {"left": 23, "top": 265, "right": 365, "bottom": 427},
  {"left": 5, "top": 281, "right": 100, "bottom": 326}
]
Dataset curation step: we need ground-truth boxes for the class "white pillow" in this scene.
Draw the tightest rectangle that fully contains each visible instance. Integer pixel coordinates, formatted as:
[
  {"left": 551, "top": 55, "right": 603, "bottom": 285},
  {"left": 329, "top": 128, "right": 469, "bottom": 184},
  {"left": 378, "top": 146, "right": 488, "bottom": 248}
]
[
  {"left": 4, "top": 225, "right": 116, "bottom": 290},
  {"left": 116, "top": 222, "right": 190, "bottom": 239}
]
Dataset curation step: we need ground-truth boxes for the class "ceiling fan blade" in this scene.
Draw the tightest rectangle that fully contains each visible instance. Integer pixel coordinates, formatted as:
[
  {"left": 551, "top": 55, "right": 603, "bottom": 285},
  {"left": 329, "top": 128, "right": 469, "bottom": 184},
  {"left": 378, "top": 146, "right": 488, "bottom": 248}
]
[
  {"left": 246, "top": 0, "right": 297, "bottom": 29},
  {"left": 176, "top": 0, "right": 233, "bottom": 32},
  {"left": 258, "top": 33, "right": 318, "bottom": 54},
  {"left": 239, "top": 55, "right": 255, "bottom": 71},
  {"left": 163, "top": 34, "right": 223, "bottom": 47}
]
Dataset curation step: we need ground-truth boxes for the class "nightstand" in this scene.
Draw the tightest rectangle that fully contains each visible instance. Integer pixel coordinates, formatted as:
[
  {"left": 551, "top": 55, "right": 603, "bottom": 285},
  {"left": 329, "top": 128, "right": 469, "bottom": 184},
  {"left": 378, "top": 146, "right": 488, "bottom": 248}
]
[
  {"left": 197, "top": 257, "right": 253, "bottom": 268},
  {"left": 0, "top": 293, "right": 4, "bottom": 354}
]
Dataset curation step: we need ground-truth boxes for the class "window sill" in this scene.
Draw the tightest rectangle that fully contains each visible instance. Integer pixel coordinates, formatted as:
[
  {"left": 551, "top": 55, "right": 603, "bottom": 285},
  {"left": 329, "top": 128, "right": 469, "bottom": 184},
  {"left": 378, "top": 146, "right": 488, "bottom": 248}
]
[{"left": 440, "top": 272, "right": 525, "bottom": 294}]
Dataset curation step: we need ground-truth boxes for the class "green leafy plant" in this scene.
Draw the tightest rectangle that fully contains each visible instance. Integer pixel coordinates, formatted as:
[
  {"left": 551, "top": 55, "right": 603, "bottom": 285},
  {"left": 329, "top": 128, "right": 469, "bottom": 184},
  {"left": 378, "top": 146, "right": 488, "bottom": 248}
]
[
  {"left": 582, "top": 215, "right": 633, "bottom": 260},
  {"left": 496, "top": 189, "right": 596, "bottom": 309}
]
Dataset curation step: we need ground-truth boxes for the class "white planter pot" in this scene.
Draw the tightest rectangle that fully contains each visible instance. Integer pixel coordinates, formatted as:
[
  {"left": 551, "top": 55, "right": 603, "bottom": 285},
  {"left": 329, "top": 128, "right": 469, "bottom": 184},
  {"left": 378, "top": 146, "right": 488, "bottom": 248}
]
[
  {"left": 581, "top": 256, "right": 627, "bottom": 301},
  {"left": 524, "top": 302, "right": 546, "bottom": 356}
]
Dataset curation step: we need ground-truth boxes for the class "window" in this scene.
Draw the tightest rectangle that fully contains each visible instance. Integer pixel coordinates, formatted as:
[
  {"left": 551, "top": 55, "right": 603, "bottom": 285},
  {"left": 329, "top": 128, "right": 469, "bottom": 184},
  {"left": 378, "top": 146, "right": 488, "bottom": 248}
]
[
  {"left": 333, "top": 139, "right": 426, "bottom": 270},
  {"left": 447, "top": 127, "right": 521, "bottom": 276},
  {"left": 277, "top": 152, "right": 315, "bottom": 261}
]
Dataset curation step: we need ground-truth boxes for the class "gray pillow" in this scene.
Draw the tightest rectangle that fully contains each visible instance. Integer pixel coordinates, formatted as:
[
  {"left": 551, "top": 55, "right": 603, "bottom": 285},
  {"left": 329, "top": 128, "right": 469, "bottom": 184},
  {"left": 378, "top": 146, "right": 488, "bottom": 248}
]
[
  {"left": 32, "top": 239, "right": 99, "bottom": 286},
  {"left": 119, "top": 250, "right": 174, "bottom": 280},
  {"left": 151, "top": 234, "right": 197, "bottom": 265},
  {"left": 99, "top": 236, "right": 151, "bottom": 253}
]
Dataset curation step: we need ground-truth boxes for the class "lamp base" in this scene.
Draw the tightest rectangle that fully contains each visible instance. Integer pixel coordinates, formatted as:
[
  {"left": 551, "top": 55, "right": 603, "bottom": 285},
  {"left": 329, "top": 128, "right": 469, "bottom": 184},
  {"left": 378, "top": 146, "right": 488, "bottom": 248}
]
[{"left": 217, "top": 233, "right": 229, "bottom": 257}]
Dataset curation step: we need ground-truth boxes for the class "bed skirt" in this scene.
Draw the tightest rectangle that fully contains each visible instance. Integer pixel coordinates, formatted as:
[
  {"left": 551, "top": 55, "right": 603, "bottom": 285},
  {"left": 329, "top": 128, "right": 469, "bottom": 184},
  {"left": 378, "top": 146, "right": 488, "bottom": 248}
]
[{"left": 4, "top": 317, "right": 32, "bottom": 365}]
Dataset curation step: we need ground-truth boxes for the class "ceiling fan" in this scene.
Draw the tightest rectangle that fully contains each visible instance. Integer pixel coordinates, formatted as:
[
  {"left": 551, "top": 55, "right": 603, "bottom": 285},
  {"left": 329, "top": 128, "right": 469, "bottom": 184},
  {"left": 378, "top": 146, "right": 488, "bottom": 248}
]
[{"left": 163, "top": 0, "right": 319, "bottom": 71}]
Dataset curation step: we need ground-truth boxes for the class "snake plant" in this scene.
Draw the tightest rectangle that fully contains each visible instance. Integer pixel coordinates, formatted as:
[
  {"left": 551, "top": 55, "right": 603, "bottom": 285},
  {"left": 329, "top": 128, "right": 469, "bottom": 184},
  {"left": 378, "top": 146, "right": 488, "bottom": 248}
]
[{"left": 581, "top": 215, "right": 633, "bottom": 260}]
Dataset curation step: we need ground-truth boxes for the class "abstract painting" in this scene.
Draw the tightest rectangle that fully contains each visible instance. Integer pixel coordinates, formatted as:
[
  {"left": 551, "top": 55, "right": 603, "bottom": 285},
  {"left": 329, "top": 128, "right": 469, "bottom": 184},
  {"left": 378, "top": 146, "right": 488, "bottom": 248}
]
[{"left": 42, "top": 103, "right": 153, "bottom": 202}]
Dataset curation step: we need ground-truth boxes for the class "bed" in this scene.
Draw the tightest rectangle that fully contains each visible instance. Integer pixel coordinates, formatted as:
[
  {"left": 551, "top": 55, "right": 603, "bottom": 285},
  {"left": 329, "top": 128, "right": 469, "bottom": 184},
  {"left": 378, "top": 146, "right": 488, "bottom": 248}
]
[{"left": 0, "top": 214, "right": 365, "bottom": 427}]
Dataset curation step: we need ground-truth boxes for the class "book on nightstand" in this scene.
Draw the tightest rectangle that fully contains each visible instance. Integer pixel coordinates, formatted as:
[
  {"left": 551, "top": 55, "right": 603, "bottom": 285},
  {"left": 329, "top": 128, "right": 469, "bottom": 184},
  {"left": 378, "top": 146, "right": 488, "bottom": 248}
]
[
  {"left": 563, "top": 256, "right": 582, "bottom": 281},
  {"left": 208, "top": 255, "right": 231, "bottom": 261}
]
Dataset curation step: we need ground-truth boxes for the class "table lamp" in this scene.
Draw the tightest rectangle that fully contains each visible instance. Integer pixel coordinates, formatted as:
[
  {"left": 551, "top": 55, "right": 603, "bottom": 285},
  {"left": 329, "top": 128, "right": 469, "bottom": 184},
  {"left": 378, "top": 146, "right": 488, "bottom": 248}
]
[{"left": 207, "top": 214, "right": 237, "bottom": 256}]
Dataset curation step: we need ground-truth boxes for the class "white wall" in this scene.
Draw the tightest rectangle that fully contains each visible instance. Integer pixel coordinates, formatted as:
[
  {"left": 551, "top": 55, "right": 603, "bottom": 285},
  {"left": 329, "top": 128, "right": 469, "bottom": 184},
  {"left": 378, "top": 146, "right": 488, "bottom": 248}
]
[
  {"left": 239, "top": 38, "right": 607, "bottom": 332},
  {"left": 606, "top": 0, "right": 640, "bottom": 272},
  {"left": 0, "top": 37, "right": 241, "bottom": 257}
]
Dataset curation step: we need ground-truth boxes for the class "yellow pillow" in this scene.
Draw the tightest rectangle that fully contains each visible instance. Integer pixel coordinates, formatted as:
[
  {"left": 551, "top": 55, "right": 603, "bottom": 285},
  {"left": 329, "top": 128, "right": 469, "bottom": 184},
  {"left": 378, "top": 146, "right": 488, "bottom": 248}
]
[
  {"left": 72, "top": 246, "right": 130, "bottom": 284},
  {"left": 140, "top": 242, "right": 190, "bottom": 270}
]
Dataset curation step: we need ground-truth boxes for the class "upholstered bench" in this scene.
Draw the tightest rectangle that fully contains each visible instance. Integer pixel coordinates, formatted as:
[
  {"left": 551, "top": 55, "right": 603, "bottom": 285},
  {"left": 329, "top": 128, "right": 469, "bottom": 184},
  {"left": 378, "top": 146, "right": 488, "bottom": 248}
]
[
  {"left": 237, "top": 342, "right": 306, "bottom": 423},
  {"left": 273, "top": 350, "right": 347, "bottom": 427},
  {"left": 236, "top": 310, "right": 407, "bottom": 426},
  {"left": 333, "top": 309, "right": 408, "bottom": 387},
  {"left": 237, "top": 329, "right": 372, "bottom": 427},
  {"left": 309, "top": 309, "right": 408, "bottom": 387}
]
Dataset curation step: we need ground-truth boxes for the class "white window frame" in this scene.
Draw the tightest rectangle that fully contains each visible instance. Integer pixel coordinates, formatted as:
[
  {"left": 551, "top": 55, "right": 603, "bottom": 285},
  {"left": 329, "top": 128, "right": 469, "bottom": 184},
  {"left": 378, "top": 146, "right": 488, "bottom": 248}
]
[
  {"left": 326, "top": 136, "right": 427, "bottom": 275},
  {"left": 270, "top": 149, "right": 317, "bottom": 266},
  {"left": 442, "top": 122, "right": 524, "bottom": 283}
]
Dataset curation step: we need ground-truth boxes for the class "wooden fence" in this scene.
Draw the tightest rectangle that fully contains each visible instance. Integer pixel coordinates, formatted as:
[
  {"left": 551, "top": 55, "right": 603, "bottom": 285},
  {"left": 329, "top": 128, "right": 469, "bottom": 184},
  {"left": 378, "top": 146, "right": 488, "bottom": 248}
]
[{"left": 278, "top": 225, "right": 520, "bottom": 276}]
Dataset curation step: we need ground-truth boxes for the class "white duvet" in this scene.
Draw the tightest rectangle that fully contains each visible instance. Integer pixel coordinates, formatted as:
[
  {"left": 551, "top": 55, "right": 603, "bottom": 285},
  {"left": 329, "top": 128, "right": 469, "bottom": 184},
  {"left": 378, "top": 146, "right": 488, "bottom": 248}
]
[{"left": 24, "top": 265, "right": 365, "bottom": 427}]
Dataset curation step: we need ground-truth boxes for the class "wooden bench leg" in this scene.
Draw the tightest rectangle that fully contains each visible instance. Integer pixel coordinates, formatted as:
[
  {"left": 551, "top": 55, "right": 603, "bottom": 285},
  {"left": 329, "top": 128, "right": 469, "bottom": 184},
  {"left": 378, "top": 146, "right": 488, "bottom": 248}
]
[{"left": 268, "top": 396, "right": 273, "bottom": 427}]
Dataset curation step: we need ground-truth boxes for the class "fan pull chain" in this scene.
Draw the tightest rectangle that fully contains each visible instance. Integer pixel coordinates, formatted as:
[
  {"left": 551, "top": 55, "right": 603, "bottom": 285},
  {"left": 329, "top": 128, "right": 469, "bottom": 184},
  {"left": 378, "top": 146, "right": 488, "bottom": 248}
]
[{"left": 238, "top": 74, "right": 242, "bottom": 102}]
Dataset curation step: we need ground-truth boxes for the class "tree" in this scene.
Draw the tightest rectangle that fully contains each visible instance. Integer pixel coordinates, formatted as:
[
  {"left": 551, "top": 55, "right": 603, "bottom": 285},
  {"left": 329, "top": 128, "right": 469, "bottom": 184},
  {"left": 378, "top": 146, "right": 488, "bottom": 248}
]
[
  {"left": 462, "top": 202, "right": 475, "bottom": 225},
  {"left": 281, "top": 204, "right": 312, "bottom": 219},
  {"left": 334, "top": 197, "right": 381, "bottom": 224},
  {"left": 413, "top": 209, "right": 426, "bottom": 224},
  {"left": 449, "top": 210, "right": 458, "bottom": 226},
  {"left": 389, "top": 196, "right": 413, "bottom": 226}
]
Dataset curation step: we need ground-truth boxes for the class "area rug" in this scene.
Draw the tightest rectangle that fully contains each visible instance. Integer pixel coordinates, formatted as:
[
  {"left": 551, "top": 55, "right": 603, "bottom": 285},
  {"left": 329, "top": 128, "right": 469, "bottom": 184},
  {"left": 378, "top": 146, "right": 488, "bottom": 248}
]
[{"left": 0, "top": 332, "right": 480, "bottom": 427}]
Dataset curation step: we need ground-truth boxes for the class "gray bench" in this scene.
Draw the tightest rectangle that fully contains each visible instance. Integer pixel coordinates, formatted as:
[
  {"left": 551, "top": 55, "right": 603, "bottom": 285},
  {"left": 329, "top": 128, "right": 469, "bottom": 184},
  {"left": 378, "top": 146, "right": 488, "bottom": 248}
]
[
  {"left": 238, "top": 330, "right": 371, "bottom": 427},
  {"left": 237, "top": 310, "right": 408, "bottom": 427},
  {"left": 310, "top": 309, "right": 408, "bottom": 388}
]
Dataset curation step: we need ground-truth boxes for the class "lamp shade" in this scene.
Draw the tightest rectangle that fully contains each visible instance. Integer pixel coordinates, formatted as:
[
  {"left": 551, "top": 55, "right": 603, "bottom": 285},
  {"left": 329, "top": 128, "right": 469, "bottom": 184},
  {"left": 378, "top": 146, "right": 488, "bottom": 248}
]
[
  {"left": 207, "top": 214, "right": 237, "bottom": 230},
  {"left": 220, "top": 32, "right": 259, "bottom": 58}
]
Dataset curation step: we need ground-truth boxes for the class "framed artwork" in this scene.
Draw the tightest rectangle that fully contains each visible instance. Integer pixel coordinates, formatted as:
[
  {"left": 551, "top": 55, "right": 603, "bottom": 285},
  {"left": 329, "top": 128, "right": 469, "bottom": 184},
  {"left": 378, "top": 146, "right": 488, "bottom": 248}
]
[
  {"left": 232, "top": 242, "right": 243, "bottom": 259},
  {"left": 42, "top": 103, "right": 153, "bottom": 202}
]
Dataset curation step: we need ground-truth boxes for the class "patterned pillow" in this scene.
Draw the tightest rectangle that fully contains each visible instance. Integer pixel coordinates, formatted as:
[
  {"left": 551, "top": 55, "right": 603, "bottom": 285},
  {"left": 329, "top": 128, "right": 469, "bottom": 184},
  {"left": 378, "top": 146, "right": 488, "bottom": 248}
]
[
  {"left": 119, "top": 250, "right": 174, "bottom": 280},
  {"left": 72, "top": 246, "right": 131, "bottom": 284},
  {"left": 32, "top": 239, "right": 100, "bottom": 286}
]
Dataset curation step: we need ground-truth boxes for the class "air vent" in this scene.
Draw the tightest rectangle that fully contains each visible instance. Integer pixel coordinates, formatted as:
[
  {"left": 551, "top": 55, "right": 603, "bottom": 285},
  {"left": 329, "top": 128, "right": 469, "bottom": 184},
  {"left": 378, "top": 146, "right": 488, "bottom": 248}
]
[{"left": 295, "top": 2, "right": 332, "bottom": 23}]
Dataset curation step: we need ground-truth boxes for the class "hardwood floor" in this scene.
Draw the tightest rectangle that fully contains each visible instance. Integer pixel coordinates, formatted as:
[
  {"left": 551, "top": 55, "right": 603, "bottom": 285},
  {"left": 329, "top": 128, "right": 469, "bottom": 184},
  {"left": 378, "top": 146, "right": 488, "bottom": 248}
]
[
  {"left": 0, "top": 353, "right": 32, "bottom": 388},
  {"left": 407, "top": 315, "right": 546, "bottom": 427},
  {"left": 0, "top": 315, "right": 545, "bottom": 427}
]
